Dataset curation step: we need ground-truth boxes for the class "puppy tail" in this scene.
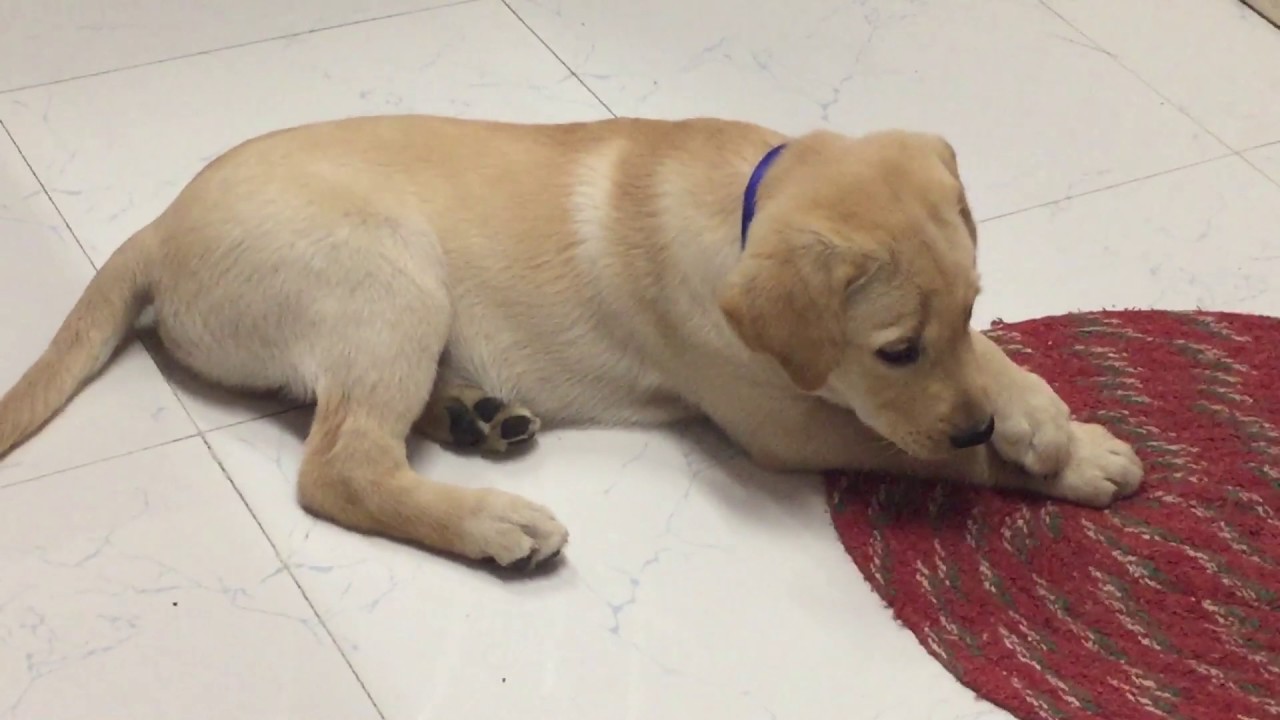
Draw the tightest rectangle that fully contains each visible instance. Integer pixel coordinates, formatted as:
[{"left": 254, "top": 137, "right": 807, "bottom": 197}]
[{"left": 0, "top": 222, "right": 159, "bottom": 458}]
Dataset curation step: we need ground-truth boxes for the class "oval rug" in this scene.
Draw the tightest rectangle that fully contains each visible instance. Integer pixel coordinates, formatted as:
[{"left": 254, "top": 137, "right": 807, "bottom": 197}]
[{"left": 826, "top": 311, "right": 1280, "bottom": 720}]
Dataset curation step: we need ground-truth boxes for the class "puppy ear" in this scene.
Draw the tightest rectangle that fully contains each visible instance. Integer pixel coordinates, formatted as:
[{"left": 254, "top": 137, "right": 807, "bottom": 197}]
[
  {"left": 929, "top": 135, "right": 960, "bottom": 179},
  {"left": 927, "top": 134, "right": 978, "bottom": 244},
  {"left": 719, "top": 230, "right": 875, "bottom": 391}
]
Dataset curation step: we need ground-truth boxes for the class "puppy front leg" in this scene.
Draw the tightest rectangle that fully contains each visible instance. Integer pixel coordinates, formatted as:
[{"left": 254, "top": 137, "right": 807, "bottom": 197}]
[
  {"left": 707, "top": 393, "right": 993, "bottom": 482},
  {"left": 972, "top": 331, "right": 1144, "bottom": 507},
  {"left": 709, "top": 356, "right": 1141, "bottom": 508}
]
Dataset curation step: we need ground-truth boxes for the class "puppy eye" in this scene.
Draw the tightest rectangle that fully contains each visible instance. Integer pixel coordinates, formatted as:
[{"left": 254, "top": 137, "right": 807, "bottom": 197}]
[{"left": 875, "top": 342, "right": 921, "bottom": 367}]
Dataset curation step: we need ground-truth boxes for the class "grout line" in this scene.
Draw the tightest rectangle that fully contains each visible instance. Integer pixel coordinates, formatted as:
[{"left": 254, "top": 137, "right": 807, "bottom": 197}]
[
  {"left": 7, "top": 0, "right": 607, "bottom": 694},
  {"left": 0, "top": 0, "right": 484, "bottom": 97},
  {"left": 6, "top": 34, "right": 383, "bottom": 699},
  {"left": 1035, "top": 0, "right": 1237, "bottom": 155},
  {"left": 0, "top": 126, "right": 371, "bottom": 702},
  {"left": 207, "top": 402, "right": 309, "bottom": 430},
  {"left": 0, "top": 431, "right": 200, "bottom": 493},
  {"left": 1, "top": 120, "right": 101, "bottom": 271},
  {"left": 127, "top": 359, "right": 379, "bottom": 711},
  {"left": 0, "top": 358, "right": 372, "bottom": 708},
  {"left": 1238, "top": 136, "right": 1280, "bottom": 193},
  {"left": 2, "top": 10, "right": 1270, "bottom": 709},
  {"left": 977, "top": 152, "right": 1235, "bottom": 223},
  {"left": 1239, "top": 152, "right": 1280, "bottom": 192},
  {"left": 1241, "top": 0, "right": 1280, "bottom": 30},
  {"left": 196, "top": 434, "right": 389, "bottom": 720},
  {"left": 498, "top": 0, "right": 619, "bottom": 118},
  {"left": 145, "top": 357, "right": 380, "bottom": 710},
  {"left": 0, "top": 400, "right": 304, "bottom": 494}
]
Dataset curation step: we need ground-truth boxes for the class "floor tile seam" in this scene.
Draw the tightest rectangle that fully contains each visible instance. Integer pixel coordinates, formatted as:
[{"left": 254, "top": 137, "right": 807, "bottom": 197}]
[
  {"left": 498, "top": 0, "right": 1253, "bottom": 216},
  {"left": 1244, "top": 138, "right": 1280, "bottom": 152},
  {"left": 1, "top": 120, "right": 99, "bottom": 271},
  {"left": 193, "top": 432, "right": 389, "bottom": 719},
  {"left": 0, "top": 431, "right": 199, "bottom": 493},
  {"left": 1239, "top": 152, "right": 1280, "bottom": 191},
  {"left": 978, "top": 151, "right": 1238, "bottom": 224},
  {"left": 2, "top": 116, "right": 305, "bottom": 486},
  {"left": 498, "top": 0, "right": 619, "bottom": 117},
  {"left": 0, "top": 337, "right": 373, "bottom": 707},
  {"left": 0, "top": 0, "right": 486, "bottom": 97},
  {"left": 1036, "top": 0, "right": 1243, "bottom": 154},
  {"left": 0, "top": 391, "right": 294, "bottom": 494},
  {"left": 1238, "top": 139, "right": 1280, "bottom": 190},
  {"left": 1242, "top": 0, "right": 1280, "bottom": 30}
]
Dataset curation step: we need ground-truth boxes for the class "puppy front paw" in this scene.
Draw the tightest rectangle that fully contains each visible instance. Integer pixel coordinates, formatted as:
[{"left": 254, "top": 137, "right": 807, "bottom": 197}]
[
  {"left": 1040, "top": 422, "right": 1144, "bottom": 507},
  {"left": 991, "top": 372, "right": 1072, "bottom": 476}
]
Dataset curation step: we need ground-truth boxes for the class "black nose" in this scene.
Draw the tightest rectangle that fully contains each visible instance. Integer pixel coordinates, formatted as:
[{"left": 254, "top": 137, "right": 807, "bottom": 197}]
[{"left": 950, "top": 417, "right": 996, "bottom": 449}]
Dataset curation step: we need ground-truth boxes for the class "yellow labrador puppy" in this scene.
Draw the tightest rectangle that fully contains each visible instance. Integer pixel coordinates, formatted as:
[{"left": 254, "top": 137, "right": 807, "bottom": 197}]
[{"left": 0, "top": 116, "right": 1142, "bottom": 568}]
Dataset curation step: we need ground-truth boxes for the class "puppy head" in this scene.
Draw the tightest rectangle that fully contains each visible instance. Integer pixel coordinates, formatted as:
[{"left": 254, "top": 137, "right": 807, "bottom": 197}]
[{"left": 719, "top": 130, "right": 991, "bottom": 459}]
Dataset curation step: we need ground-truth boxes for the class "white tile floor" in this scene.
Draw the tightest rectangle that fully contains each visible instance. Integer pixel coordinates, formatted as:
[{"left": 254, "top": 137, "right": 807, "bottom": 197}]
[{"left": 0, "top": 1, "right": 1277, "bottom": 718}]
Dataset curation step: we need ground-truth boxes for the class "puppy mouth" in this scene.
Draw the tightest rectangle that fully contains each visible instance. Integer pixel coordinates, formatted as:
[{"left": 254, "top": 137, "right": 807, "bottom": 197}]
[
  {"left": 828, "top": 394, "right": 957, "bottom": 461},
  {"left": 897, "top": 440, "right": 953, "bottom": 462},
  {"left": 873, "top": 425, "right": 955, "bottom": 461}
]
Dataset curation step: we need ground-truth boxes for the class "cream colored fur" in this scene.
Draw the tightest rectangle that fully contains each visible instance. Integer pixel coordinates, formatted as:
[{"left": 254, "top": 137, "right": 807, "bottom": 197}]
[{"left": 0, "top": 116, "right": 1142, "bottom": 568}]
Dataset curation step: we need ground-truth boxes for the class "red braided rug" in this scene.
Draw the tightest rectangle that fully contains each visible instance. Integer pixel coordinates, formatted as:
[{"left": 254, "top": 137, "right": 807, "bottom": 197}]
[{"left": 827, "top": 311, "right": 1280, "bottom": 720}]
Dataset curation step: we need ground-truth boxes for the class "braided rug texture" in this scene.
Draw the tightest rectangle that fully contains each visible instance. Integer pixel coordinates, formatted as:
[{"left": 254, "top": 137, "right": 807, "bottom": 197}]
[{"left": 827, "top": 311, "right": 1279, "bottom": 720}]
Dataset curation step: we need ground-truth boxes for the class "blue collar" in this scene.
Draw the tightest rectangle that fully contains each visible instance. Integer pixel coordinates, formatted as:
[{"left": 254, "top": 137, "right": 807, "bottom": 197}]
[{"left": 740, "top": 143, "right": 787, "bottom": 249}]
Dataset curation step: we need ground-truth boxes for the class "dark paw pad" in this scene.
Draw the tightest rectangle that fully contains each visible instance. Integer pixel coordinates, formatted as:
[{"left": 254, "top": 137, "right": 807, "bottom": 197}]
[
  {"left": 434, "top": 389, "right": 540, "bottom": 453},
  {"left": 500, "top": 415, "right": 534, "bottom": 441},
  {"left": 446, "top": 402, "right": 487, "bottom": 447},
  {"left": 472, "top": 396, "right": 505, "bottom": 423}
]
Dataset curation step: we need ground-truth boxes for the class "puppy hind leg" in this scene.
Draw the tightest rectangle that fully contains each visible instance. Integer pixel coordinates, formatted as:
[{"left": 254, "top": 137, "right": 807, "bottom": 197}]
[{"left": 299, "top": 386, "right": 566, "bottom": 567}]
